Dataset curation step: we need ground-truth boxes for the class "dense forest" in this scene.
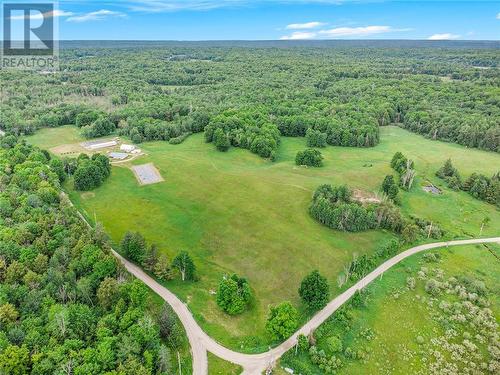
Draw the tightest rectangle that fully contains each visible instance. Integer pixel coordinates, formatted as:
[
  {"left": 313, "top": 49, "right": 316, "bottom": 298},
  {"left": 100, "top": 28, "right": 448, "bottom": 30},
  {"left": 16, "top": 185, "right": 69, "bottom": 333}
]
[
  {"left": 0, "top": 140, "right": 187, "bottom": 374},
  {"left": 0, "top": 42, "right": 498, "bottom": 157}
]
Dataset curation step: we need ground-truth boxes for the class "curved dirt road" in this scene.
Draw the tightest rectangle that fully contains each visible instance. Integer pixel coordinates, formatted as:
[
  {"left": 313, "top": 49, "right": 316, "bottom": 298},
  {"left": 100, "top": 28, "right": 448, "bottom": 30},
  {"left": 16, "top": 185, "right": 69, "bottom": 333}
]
[{"left": 112, "top": 237, "right": 500, "bottom": 375}]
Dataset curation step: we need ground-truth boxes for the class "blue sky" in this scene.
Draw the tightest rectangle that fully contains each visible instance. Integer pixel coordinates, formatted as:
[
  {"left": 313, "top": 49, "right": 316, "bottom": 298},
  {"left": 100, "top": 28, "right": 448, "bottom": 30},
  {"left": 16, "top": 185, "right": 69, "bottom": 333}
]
[{"left": 4, "top": 1, "right": 500, "bottom": 40}]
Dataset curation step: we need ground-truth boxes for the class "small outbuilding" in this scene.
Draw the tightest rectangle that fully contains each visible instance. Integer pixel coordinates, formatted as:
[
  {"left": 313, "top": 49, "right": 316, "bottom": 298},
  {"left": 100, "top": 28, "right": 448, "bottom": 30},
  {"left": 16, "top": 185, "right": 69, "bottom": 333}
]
[
  {"left": 120, "top": 144, "right": 136, "bottom": 152},
  {"left": 109, "top": 152, "right": 128, "bottom": 160}
]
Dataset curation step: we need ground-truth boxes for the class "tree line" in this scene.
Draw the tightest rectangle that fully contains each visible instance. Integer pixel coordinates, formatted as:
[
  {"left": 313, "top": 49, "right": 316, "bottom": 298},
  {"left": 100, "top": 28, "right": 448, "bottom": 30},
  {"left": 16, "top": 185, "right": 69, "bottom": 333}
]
[
  {"left": 0, "top": 139, "right": 189, "bottom": 374},
  {"left": 309, "top": 184, "right": 444, "bottom": 244},
  {"left": 436, "top": 159, "right": 500, "bottom": 208},
  {"left": 3, "top": 45, "right": 497, "bottom": 163}
]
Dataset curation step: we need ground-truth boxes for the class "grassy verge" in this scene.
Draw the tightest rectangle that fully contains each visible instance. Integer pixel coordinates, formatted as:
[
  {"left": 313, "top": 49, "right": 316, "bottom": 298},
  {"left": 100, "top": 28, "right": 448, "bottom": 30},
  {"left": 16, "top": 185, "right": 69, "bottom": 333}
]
[{"left": 207, "top": 353, "right": 242, "bottom": 374}]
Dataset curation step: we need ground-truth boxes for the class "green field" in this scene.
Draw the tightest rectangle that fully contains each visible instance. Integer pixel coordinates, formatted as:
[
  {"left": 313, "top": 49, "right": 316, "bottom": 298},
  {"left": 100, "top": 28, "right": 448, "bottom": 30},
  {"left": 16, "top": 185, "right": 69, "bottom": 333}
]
[
  {"left": 24, "top": 125, "right": 84, "bottom": 149},
  {"left": 207, "top": 353, "right": 242, "bottom": 375},
  {"left": 281, "top": 243, "right": 500, "bottom": 374},
  {"left": 27, "top": 125, "right": 500, "bottom": 352}
]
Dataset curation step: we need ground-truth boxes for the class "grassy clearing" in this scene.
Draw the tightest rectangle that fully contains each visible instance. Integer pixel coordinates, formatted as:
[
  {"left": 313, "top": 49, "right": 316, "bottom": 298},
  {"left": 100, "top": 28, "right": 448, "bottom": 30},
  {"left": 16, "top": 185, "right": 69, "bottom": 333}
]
[
  {"left": 207, "top": 353, "right": 242, "bottom": 374},
  {"left": 27, "top": 125, "right": 500, "bottom": 352},
  {"left": 281, "top": 243, "right": 500, "bottom": 374},
  {"left": 26, "top": 125, "right": 84, "bottom": 150}
]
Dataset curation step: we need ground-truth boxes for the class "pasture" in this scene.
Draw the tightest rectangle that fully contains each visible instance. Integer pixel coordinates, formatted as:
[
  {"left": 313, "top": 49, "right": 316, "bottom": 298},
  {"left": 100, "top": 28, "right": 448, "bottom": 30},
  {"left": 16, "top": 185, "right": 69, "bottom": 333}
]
[{"left": 27, "top": 125, "right": 500, "bottom": 351}]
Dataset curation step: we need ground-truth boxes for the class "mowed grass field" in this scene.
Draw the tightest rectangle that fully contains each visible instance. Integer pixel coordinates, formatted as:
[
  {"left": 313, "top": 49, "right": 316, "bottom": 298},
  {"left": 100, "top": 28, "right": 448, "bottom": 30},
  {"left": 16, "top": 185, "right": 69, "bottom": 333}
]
[{"left": 27, "top": 126, "right": 500, "bottom": 351}]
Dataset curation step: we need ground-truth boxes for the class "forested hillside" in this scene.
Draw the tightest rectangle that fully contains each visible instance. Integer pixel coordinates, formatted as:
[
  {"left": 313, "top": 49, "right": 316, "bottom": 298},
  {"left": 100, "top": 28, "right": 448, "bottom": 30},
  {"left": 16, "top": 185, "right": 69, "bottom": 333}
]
[
  {"left": 0, "top": 139, "right": 189, "bottom": 374},
  {"left": 1, "top": 42, "right": 498, "bottom": 155}
]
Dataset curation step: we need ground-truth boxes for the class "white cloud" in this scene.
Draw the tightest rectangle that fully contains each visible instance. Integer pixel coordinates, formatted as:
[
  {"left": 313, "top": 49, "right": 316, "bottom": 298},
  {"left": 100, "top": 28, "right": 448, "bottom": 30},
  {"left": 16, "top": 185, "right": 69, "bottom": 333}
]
[
  {"left": 496, "top": 12, "right": 500, "bottom": 20},
  {"left": 286, "top": 21, "right": 326, "bottom": 30},
  {"left": 66, "top": 9, "right": 127, "bottom": 23},
  {"left": 280, "top": 31, "right": 317, "bottom": 40},
  {"left": 428, "top": 33, "right": 460, "bottom": 40},
  {"left": 318, "top": 25, "right": 393, "bottom": 37},
  {"left": 94, "top": 0, "right": 344, "bottom": 13},
  {"left": 10, "top": 9, "right": 74, "bottom": 20}
]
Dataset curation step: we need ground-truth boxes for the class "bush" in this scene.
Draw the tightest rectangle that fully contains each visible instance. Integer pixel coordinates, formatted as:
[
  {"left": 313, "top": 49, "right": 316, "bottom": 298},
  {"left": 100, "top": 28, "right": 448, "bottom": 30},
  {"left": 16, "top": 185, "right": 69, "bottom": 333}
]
[
  {"left": 297, "top": 334, "right": 310, "bottom": 352},
  {"left": 216, "top": 274, "right": 252, "bottom": 315},
  {"left": 436, "top": 159, "right": 463, "bottom": 190},
  {"left": 326, "top": 335, "right": 343, "bottom": 353},
  {"left": 296, "top": 149, "right": 323, "bottom": 167},
  {"left": 168, "top": 132, "right": 191, "bottom": 145},
  {"left": 266, "top": 302, "right": 299, "bottom": 340},
  {"left": 425, "top": 278, "right": 441, "bottom": 296}
]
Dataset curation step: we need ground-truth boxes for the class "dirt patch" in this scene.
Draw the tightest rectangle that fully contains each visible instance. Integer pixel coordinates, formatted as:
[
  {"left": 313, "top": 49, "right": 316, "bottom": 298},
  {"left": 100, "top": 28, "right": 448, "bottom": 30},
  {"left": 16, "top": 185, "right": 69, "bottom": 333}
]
[
  {"left": 50, "top": 143, "right": 86, "bottom": 156},
  {"left": 352, "top": 189, "right": 382, "bottom": 204},
  {"left": 131, "top": 163, "right": 164, "bottom": 185},
  {"left": 423, "top": 184, "right": 442, "bottom": 195}
]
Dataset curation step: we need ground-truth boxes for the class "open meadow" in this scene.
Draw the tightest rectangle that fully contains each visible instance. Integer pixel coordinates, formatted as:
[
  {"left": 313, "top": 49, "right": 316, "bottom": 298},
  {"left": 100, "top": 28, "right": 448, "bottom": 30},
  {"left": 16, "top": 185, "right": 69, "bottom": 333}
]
[{"left": 26, "top": 125, "right": 500, "bottom": 352}]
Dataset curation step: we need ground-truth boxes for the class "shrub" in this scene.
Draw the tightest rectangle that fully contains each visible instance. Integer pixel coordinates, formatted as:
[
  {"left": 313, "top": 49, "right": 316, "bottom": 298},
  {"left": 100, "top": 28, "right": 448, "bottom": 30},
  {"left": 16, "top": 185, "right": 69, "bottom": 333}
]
[
  {"left": 326, "top": 335, "right": 343, "bottom": 353},
  {"left": 216, "top": 274, "right": 252, "bottom": 315},
  {"left": 297, "top": 334, "right": 310, "bottom": 352},
  {"left": 296, "top": 149, "right": 323, "bottom": 167},
  {"left": 266, "top": 302, "right": 298, "bottom": 340},
  {"left": 425, "top": 278, "right": 441, "bottom": 296}
]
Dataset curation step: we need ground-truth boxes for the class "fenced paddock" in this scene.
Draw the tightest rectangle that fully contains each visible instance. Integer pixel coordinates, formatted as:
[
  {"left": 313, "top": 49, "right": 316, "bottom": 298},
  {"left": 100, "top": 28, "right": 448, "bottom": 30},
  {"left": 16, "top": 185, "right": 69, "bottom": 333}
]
[{"left": 131, "top": 163, "right": 164, "bottom": 185}]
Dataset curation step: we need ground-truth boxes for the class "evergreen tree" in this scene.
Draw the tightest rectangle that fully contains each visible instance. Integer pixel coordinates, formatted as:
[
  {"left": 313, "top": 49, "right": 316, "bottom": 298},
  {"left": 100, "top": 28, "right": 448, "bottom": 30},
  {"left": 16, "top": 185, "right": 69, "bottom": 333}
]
[{"left": 121, "top": 231, "right": 146, "bottom": 263}]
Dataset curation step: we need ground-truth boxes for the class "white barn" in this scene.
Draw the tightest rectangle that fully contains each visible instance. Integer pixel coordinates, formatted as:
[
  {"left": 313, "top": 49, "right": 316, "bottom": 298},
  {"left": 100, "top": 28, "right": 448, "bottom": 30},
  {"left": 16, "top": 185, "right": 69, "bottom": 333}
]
[{"left": 120, "top": 144, "right": 136, "bottom": 152}]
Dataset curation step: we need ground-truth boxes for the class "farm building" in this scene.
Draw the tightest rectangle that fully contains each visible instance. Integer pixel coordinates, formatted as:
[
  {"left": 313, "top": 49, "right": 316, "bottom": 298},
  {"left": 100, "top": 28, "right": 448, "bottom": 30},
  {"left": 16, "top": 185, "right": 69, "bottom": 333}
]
[
  {"left": 82, "top": 139, "right": 118, "bottom": 150},
  {"left": 109, "top": 152, "right": 128, "bottom": 160},
  {"left": 120, "top": 144, "right": 136, "bottom": 152}
]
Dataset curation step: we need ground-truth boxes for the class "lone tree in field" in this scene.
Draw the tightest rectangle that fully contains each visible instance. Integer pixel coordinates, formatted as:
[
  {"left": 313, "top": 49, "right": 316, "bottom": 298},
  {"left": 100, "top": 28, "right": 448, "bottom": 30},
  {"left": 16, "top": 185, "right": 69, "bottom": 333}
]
[
  {"left": 265, "top": 301, "right": 298, "bottom": 340},
  {"left": 299, "top": 270, "right": 329, "bottom": 311},
  {"left": 216, "top": 274, "right": 252, "bottom": 315},
  {"left": 121, "top": 231, "right": 146, "bottom": 263},
  {"left": 172, "top": 251, "right": 196, "bottom": 281}
]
